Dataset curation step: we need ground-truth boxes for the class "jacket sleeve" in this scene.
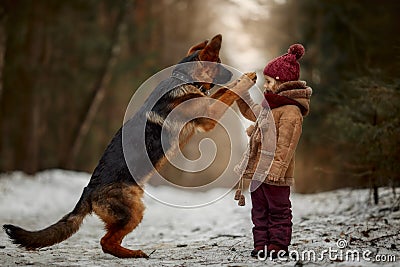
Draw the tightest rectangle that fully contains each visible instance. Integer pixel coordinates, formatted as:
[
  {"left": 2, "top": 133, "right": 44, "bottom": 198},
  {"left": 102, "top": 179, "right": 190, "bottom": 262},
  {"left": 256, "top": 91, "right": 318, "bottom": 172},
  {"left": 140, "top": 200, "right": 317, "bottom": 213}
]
[
  {"left": 267, "top": 109, "right": 303, "bottom": 181},
  {"left": 236, "top": 92, "right": 261, "bottom": 122}
]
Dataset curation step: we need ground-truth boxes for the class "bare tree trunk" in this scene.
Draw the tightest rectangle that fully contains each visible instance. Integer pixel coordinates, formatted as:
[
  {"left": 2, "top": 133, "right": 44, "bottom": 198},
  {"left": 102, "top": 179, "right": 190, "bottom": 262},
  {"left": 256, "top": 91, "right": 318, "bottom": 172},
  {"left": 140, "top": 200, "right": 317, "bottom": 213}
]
[
  {"left": 373, "top": 184, "right": 379, "bottom": 205},
  {"left": 372, "top": 111, "right": 379, "bottom": 205},
  {"left": 22, "top": 3, "right": 43, "bottom": 174},
  {"left": 26, "top": 94, "right": 40, "bottom": 173},
  {"left": 0, "top": 6, "right": 7, "bottom": 171},
  {"left": 63, "top": 0, "right": 132, "bottom": 169},
  {"left": 0, "top": 7, "right": 5, "bottom": 104}
]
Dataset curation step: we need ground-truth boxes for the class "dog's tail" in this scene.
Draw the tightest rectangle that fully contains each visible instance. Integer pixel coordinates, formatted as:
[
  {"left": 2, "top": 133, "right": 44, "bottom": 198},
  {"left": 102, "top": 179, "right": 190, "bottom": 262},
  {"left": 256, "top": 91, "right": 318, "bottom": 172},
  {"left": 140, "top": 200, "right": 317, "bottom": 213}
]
[{"left": 3, "top": 187, "right": 92, "bottom": 250}]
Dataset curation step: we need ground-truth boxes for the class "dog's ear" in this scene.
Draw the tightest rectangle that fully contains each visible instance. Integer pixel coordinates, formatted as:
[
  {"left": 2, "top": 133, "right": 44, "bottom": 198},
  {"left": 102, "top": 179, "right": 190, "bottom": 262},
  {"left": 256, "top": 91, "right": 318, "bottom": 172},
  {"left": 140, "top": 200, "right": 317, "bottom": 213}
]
[
  {"left": 199, "top": 34, "right": 222, "bottom": 62},
  {"left": 187, "top": 40, "right": 208, "bottom": 56}
]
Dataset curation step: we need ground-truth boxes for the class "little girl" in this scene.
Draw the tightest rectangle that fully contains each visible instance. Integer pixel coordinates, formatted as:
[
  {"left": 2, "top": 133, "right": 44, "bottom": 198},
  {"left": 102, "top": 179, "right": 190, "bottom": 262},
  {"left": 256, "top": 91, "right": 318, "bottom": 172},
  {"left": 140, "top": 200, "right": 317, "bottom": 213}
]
[{"left": 234, "top": 44, "right": 312, "bottom": 259}]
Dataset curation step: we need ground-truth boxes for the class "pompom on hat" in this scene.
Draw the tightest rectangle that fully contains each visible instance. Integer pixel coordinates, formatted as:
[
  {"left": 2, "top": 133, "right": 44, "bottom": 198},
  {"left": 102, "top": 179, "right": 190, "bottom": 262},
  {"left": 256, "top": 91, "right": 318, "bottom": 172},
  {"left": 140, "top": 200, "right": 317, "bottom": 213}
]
[{"left": 263, "top": 44, "right": 305, "bottom": 82}]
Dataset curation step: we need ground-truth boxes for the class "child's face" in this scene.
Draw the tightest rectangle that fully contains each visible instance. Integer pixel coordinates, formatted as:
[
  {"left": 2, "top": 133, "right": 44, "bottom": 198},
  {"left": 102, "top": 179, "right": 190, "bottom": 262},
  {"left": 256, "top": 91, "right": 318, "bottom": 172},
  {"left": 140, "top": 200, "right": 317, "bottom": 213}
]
[{"left": 263, "top": 75, "right": 277, "bottom": 93}]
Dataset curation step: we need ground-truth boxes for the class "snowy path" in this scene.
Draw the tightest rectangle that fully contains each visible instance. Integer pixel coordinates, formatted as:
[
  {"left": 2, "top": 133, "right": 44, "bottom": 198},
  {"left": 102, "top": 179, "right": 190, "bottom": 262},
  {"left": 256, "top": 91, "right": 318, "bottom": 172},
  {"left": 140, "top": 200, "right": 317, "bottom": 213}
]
[{"left": 0, "top": 170, "right": 399, "bottom": 266}]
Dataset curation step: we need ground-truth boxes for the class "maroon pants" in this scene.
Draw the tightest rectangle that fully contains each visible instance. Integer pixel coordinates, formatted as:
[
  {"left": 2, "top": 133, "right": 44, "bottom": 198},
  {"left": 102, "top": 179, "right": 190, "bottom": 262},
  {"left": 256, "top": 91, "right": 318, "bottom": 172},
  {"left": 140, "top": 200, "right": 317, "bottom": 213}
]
[{"left": 250, "top": 181, "right": 292, "bottom": 250}]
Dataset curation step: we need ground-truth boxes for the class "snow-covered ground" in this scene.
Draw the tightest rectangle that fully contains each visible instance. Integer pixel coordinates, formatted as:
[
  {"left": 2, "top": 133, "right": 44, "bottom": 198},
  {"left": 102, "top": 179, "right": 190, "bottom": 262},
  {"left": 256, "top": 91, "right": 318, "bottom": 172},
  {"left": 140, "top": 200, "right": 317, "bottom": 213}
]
[{"left": 0, "top": 170, "right": 399, "bottom": 266}]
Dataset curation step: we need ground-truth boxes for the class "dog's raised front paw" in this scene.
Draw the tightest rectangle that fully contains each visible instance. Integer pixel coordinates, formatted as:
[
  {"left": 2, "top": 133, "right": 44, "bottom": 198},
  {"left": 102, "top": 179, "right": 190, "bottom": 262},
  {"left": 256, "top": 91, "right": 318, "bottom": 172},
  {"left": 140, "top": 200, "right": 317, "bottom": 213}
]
[{"left": 243, "top": 72, "right": 257, "bottom": 83}]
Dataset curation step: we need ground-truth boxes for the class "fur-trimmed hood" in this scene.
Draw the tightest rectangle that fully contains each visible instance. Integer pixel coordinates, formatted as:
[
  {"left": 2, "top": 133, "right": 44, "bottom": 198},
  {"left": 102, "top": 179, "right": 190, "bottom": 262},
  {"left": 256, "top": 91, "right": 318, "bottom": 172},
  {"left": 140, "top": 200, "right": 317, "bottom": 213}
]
[{"left": 275, "top": 80, "right": 312, "bottom": 116}]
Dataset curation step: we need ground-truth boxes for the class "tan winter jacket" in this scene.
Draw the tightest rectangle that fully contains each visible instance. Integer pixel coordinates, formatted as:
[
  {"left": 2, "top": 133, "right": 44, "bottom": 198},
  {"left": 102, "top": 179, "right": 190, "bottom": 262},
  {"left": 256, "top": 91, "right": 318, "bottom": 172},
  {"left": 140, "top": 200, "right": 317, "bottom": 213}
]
[{"left": 234, "top": 81, "right": 312, "bottom": 186}]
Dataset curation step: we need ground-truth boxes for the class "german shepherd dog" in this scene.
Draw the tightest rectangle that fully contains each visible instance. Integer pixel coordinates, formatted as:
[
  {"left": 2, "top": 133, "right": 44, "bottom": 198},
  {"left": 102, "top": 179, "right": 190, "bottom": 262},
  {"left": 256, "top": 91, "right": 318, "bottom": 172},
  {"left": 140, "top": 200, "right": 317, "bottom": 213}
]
[{"left": 3, "top": 34, "right": 256, "bottom": 258}]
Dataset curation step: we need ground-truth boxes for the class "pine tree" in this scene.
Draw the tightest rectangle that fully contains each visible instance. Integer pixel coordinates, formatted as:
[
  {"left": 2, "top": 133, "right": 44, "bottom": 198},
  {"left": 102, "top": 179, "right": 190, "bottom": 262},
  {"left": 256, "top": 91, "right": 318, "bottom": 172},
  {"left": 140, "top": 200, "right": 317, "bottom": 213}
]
[{"left": 328, "top": 77, "right": 400, "bottom": 201}]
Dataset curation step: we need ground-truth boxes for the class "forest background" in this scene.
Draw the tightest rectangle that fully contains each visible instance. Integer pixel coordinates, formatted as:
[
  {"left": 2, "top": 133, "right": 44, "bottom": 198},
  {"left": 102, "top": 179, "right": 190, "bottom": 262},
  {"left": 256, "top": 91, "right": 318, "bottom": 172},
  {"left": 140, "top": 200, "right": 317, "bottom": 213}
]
[{"left": 0, "top": 0, "right": 399, "bottom": 194}]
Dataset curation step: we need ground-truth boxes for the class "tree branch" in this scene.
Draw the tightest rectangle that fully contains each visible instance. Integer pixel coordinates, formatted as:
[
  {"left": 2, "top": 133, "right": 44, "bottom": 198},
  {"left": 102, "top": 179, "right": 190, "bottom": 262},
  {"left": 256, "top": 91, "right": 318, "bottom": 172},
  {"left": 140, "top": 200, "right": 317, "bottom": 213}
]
[{"left": 63, "top": 0, "right": 133, "bottom": 169}]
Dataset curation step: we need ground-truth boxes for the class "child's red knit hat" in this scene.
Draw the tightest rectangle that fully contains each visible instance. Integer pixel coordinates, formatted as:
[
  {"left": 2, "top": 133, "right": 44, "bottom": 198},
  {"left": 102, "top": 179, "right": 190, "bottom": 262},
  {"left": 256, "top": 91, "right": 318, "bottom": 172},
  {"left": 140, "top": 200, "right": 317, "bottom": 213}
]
[{"left": 263, "top": 44, "right": 305, "bottom": 82}]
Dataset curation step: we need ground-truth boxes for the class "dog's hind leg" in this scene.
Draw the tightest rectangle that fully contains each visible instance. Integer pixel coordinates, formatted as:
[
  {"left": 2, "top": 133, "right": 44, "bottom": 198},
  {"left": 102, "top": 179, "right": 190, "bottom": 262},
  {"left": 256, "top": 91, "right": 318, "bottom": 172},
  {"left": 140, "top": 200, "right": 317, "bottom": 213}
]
[
  {"left": 93, "top": 184, "right": 148, "bottom": 258},
  {"left": 100, "top": 222, "right": 148, "bottom": 258}
]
